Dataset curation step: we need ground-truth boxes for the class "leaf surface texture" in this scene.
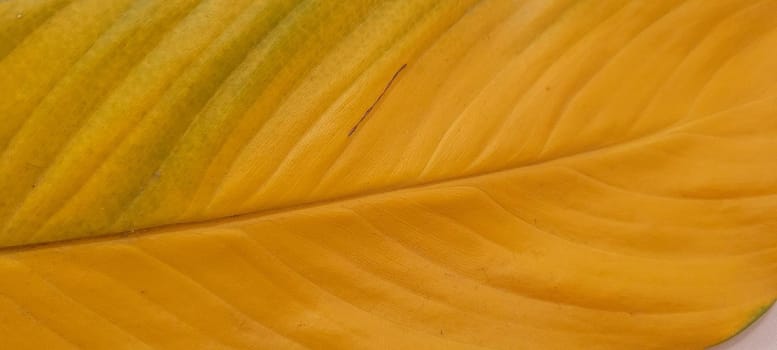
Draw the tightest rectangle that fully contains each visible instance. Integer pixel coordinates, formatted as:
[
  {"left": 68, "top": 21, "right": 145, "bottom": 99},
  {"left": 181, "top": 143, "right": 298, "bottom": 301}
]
[{"left": 1, "top": 0, "right": 777, "bottom": 348}]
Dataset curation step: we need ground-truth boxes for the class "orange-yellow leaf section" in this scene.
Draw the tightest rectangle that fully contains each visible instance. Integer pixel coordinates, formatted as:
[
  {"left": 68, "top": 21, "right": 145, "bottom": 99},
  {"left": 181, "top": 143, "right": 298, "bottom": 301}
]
[{"left": 1, "top": 0, "right": 776, "bottom": 348}]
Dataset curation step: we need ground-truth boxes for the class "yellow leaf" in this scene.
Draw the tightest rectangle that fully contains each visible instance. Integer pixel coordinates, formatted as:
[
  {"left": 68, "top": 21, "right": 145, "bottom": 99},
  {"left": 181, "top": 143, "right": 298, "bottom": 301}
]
[{"left": 1, "top": 0, "right": 776, "bottom": 348}]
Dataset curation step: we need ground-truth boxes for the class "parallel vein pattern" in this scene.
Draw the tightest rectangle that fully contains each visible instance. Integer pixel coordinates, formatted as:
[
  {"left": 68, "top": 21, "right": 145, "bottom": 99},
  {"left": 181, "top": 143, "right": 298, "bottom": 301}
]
[{"left": 1, "top": 0, "right": 777, "bottom": 348}]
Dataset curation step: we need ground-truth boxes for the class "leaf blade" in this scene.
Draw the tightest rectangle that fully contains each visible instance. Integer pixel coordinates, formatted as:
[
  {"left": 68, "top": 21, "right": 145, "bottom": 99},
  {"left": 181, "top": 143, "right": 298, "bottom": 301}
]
[{"left": 2, "top": 0, "right": 777, "bottom": 348}]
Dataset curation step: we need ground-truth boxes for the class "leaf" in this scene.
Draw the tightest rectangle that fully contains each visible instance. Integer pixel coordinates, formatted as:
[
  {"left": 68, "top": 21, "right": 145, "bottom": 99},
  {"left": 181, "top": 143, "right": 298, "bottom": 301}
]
[{"left": 1, "top": 0, "right": 776, "bottom": 348}]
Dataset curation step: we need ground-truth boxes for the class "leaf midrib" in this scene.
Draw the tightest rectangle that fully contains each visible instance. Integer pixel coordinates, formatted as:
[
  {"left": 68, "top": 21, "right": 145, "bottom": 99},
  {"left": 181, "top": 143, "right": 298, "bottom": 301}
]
[
  {"left": 0, "top": 111, "right": 700, "bottom": 255},
  {"left": 9, "top": 86, "right": 772, "bottom": 255}
]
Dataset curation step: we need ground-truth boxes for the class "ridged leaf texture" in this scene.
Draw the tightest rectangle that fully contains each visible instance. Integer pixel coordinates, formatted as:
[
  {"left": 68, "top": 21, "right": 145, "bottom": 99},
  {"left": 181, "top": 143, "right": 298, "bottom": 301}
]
[{"left": 1, "top": 0, "right": 777, "bottom": 348}]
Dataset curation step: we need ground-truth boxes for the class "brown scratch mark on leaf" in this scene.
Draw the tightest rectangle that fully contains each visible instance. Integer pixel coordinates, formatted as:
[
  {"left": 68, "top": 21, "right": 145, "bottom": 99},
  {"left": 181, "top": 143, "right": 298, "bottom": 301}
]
[{"left": 348, "top": 63, "right": 407, "bottom": 137}]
